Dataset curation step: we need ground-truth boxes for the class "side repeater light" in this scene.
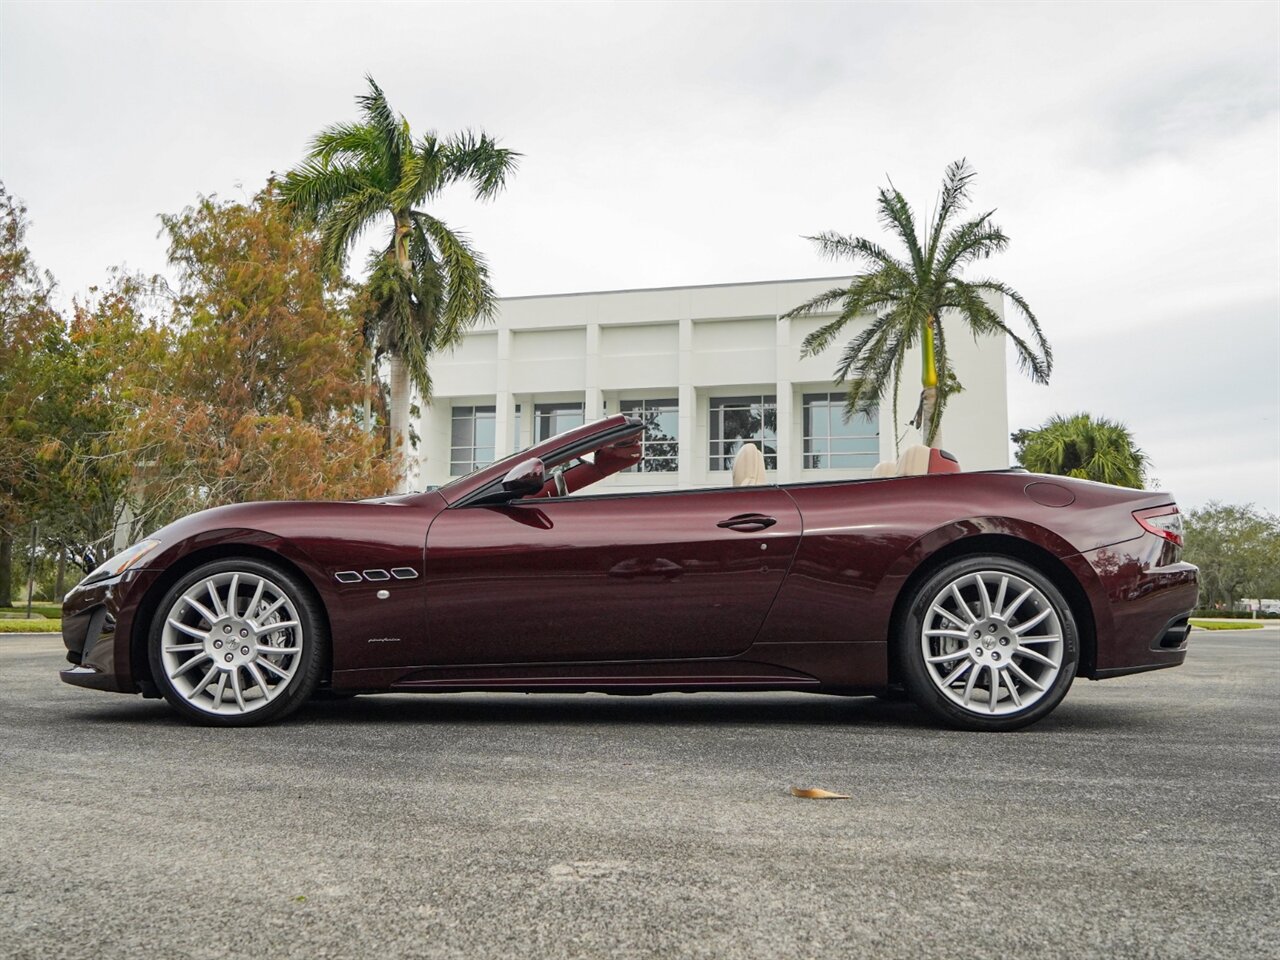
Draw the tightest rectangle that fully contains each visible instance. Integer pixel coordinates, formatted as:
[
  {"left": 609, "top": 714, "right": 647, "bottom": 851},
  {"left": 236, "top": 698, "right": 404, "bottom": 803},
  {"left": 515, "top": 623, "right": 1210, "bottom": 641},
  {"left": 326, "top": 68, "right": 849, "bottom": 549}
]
[{"left": 1133, "top": 506, "right": 1183, "bottom": 547}]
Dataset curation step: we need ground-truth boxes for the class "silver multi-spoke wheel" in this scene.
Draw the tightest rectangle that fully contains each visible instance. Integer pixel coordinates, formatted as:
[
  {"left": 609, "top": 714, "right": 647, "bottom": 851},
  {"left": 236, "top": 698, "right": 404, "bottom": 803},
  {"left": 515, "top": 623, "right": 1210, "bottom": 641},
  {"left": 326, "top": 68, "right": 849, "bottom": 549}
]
[
  {"left": 159, "top": 570, "right": 306, "bottom": 717},
  {"left": 920, "top": 569, "right": 1064, "bottom": 717}
]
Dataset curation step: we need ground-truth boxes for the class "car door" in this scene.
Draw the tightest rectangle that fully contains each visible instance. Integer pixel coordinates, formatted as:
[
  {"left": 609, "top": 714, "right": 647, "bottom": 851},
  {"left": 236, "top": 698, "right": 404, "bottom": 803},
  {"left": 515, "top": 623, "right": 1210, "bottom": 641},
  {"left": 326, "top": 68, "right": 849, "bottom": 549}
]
[{"left": 419, "top": 486, "right": 802, "bottom": 665}]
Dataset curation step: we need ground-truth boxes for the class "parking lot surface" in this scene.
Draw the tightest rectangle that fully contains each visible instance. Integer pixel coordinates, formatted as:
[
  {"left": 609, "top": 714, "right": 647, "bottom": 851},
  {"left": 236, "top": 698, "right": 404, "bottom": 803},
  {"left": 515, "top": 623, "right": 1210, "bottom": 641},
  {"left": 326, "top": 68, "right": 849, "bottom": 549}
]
[{"left": 1, "top": 629, "right": 1276, "bottom": 960}]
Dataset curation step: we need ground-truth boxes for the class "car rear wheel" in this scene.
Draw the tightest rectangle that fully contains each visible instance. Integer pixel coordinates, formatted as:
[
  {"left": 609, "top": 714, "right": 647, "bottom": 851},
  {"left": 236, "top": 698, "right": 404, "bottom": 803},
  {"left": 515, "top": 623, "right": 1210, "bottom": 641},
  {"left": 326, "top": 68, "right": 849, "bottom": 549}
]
[
  {"left": 900, "top": 555, "right": 1078, "bottom": 731},
  {"left": 148, "top": 558, "right": 325, "bottom": 726}
]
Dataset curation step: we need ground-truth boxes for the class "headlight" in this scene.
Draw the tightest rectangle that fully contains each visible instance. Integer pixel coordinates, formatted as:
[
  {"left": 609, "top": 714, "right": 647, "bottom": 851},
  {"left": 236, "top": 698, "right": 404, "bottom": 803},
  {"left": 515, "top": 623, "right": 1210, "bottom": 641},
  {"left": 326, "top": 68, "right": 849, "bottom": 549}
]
[{"left": 82, "top": 539, "right": 162, "bottom": 585}]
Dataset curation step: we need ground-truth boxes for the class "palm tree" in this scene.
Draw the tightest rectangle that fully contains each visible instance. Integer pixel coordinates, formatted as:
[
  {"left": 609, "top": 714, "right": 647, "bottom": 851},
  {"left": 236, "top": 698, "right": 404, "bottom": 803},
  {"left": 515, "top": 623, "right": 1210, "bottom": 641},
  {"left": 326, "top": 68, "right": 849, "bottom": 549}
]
[
  {"left": 782, "top": 160, "right": 1050, "bottom": 447},
  {"left": 280, "top": 76, "right": 519, "bottom": 490},
  {"left": 1012, "top": 413, "right": 1149, "bottom": 488}
]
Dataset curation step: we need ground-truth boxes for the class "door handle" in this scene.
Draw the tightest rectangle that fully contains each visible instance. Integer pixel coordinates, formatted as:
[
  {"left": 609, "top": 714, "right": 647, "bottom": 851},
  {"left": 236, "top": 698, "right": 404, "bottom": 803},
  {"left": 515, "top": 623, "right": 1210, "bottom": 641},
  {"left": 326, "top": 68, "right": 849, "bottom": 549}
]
[{"left": 717, "top": 513, "right": 777, "bottom": 531}]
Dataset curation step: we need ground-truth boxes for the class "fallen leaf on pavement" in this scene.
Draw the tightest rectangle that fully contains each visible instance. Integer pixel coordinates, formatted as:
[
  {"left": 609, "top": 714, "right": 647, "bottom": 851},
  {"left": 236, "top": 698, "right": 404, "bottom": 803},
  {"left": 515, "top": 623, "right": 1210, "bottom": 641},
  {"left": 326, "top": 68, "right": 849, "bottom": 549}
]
[{"left": 790, "top": 786, "right": 850, "bottom": 799}]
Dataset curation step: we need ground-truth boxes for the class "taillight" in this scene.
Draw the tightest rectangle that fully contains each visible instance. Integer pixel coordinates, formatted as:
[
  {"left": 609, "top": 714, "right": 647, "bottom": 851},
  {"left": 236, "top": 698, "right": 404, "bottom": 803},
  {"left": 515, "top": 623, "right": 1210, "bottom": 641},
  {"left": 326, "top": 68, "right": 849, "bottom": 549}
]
[{"left": 1134, "top": 506, "right": 1183, "bottom": 547}]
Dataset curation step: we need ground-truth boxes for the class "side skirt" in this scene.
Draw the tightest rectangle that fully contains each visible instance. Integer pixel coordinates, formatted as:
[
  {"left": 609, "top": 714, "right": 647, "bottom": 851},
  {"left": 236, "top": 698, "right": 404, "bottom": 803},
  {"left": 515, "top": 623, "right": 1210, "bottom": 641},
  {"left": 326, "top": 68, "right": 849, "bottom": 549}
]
[{"left": 331, "top": 641, "right": 888, "bottom": 693}]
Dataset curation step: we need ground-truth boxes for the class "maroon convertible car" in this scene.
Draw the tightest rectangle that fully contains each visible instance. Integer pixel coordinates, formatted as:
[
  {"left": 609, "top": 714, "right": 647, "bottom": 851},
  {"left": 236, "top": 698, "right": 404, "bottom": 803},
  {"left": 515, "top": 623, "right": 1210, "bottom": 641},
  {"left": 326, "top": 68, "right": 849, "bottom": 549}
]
[{"left": 61, "top": 415, "right": 1198, "bottom": 730}]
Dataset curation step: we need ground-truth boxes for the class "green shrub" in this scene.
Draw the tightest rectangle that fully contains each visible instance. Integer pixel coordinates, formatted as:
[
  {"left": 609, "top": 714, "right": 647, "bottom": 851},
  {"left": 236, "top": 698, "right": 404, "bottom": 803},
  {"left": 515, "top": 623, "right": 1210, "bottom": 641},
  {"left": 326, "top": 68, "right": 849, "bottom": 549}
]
[
  {"left": 1191, "top": 609, "right": 1280, "bottom": 619},
  {"left": 0, "top": 619, "right": 61, "bottom": 633}
]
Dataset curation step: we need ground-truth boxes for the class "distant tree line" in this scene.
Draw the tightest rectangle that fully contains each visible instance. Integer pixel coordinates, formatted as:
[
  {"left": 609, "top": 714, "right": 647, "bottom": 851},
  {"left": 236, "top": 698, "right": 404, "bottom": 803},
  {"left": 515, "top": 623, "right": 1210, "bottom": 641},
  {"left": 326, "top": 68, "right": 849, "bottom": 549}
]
[
  {"left": 1183, "top": 502, "right": 1280, "bottom": 610},
  {"left": 1011, "top": 414, "right": 1279, "bottom": 608},
  {"left": 0, "top": 184, "right": 398, "bottom": 603},
  {"left": 1, "top": 76, "right": 520, "bottom": 605}
]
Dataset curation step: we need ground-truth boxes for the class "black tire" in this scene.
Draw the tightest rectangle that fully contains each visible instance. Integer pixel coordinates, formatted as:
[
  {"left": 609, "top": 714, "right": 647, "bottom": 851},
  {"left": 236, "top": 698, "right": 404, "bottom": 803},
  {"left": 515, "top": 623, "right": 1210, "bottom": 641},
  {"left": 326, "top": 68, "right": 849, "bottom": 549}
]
[
  {"left": 148, "top": 558, "right": 327, "bottom": 726},
  {"left": 899, "top": 554, "right": 1078, "bottom": 731}
]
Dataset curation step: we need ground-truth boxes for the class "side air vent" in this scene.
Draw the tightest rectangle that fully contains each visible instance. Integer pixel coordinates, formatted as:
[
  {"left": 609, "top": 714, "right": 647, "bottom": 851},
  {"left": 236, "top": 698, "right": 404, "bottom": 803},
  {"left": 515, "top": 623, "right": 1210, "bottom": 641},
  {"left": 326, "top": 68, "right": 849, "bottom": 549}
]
[{"left": 335, "top": 568, "right": 418, "bottom": 584}]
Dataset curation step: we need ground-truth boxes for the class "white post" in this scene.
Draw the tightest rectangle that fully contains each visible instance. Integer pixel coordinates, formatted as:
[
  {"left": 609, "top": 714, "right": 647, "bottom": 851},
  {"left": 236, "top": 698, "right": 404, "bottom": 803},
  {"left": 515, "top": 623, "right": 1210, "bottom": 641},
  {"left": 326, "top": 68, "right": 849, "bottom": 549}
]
[
  {"left": 495, "top": 328, "right": 512, "bottom": 455},
  {"left": 678, "top": 317, "right": 694, "bottom": 489},
  {"left": 585, "top": 323, "right": 602, "bottom": 420},
  {"left": 775, "top": 381, "right": 793, "bottom": 482},
  {"left": 774, "top": 311, "right": 793, "bottom": 482}
]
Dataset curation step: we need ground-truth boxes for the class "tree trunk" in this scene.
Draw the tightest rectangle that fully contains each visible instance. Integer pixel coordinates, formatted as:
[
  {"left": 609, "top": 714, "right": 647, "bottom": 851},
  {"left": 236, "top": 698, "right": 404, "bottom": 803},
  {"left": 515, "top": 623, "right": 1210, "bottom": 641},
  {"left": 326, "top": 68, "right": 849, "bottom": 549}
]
[
  {"left": 362, "top": 350, "right": 374, "bottom": 434},
  {"left": 387, "top": 213, "right": 416, "bottom": 493},
  {"left": 55, "top": 546, "right": 67, "bottom": 602},
  {"left": 388, "top": 354, "right": 412, "bottom": 493},
  {"left": 915, "top": 315, "right": 942, "bottom": 446},
  {"left": 0, "top": 531, "right": 11, "bottom": 608},
  {"left": 920, "top": 386, "right": 942, "bottom": 447}
]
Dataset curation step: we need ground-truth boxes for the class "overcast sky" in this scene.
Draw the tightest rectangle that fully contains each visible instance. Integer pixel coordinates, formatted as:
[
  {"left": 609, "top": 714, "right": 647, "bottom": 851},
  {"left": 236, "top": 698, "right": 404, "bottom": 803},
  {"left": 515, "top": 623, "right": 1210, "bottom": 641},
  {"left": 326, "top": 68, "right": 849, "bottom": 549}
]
[{"left": 2, "top": 0, "right": 1277, "bottom": 511}]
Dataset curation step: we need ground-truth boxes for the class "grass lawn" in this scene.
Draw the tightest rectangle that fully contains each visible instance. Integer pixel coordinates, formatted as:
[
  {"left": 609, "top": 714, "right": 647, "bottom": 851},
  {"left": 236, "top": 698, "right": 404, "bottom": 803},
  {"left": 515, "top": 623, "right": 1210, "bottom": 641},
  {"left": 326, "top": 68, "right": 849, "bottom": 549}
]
[
  {"left": 0, "top": 618, "right": 61, "bottom": 633},
  {"left": 0, "top": 604, "right": 63, "bottom": 619},
  {"left": 1190, "top": 619, "right": 1272, "bottom": 631}
]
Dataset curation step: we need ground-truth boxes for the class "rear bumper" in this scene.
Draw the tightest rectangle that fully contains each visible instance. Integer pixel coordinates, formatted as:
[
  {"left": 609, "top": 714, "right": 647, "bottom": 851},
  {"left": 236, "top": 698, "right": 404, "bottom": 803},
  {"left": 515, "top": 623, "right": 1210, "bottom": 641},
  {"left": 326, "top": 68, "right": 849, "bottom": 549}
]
[{"left": 1073, "top": 536, "right": 1198, "bottom": 679}]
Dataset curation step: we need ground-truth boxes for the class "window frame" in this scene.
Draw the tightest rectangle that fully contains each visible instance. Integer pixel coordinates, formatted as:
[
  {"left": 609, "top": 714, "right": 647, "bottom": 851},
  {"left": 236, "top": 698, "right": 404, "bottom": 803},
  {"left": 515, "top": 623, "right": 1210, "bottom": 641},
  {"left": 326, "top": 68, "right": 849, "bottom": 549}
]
[
  {"left": 616, "top": 397, "right": 679, "bottom": 473},
  {"left": 534, "top": 401, "right": 586, "bottom": 443},
  {"left": 708, "top": 394, "right": 778, "bottom": 471},
  {"left": 449, "top": 404, "right": 497, "bottom": 477},
  {"left": 801, "top": 392, "right": 879, "bottom": 470}
]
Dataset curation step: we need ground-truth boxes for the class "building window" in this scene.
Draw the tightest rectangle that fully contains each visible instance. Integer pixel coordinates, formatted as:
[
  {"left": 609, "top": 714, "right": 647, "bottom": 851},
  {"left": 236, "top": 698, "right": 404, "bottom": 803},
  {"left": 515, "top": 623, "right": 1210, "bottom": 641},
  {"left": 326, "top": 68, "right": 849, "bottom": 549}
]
[
  {"left": 450, "top": 405, "right": 496, "bottom": 476},
  {"left": 709, "top": 395, "right": 777, "bottom": 471},
  {"left": 535, "top": 402, "right": 585, "bottom": 441},
  {"left": 618, "top": 398, "right": 679, "bottom": 472},
  {"left": 803, "top": 393, "right": 878, "bottom": 469}
]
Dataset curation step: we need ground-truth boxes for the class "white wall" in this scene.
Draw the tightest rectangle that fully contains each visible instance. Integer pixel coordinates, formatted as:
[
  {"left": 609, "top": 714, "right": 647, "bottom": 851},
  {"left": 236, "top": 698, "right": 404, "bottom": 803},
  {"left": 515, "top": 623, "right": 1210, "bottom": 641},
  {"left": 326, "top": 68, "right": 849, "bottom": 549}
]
[{"left": 419, "top": 277, "right": 1010, "bottom": 491}]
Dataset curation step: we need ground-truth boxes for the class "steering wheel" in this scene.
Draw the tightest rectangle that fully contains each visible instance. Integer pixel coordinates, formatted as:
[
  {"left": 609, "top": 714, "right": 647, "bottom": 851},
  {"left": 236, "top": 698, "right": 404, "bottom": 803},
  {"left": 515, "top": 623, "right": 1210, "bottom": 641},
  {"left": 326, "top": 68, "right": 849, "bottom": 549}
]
[{"left": 554, "top": 470, "right": 568, "bottom": 498}]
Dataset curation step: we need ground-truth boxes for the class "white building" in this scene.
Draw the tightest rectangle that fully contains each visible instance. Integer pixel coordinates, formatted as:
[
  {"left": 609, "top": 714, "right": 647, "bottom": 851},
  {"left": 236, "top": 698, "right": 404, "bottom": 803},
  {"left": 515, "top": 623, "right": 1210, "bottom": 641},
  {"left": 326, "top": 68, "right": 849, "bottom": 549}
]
[{"left": 418, "top": 277, "right": 1010, "bottom": 492}]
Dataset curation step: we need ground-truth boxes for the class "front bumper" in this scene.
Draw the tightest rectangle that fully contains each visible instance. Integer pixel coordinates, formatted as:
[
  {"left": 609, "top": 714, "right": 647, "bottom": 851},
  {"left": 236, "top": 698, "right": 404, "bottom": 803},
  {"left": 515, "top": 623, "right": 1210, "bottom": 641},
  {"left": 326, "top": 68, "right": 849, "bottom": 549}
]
[{"left": 59, "top": 569, "right": 148, "bottom": 694}]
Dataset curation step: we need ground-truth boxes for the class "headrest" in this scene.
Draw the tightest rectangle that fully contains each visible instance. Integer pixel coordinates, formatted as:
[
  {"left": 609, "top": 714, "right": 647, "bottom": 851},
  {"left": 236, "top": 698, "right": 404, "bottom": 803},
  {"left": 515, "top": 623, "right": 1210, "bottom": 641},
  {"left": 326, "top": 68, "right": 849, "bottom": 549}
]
[
  {"left": 732, "top": 443, "right": 767, "bottom": 487},
  {"left": 875, "top": 446, "right": 962, "bottom": 478},
  {"left": 896, "top": 445, "right": 933, "bottom": 476}
]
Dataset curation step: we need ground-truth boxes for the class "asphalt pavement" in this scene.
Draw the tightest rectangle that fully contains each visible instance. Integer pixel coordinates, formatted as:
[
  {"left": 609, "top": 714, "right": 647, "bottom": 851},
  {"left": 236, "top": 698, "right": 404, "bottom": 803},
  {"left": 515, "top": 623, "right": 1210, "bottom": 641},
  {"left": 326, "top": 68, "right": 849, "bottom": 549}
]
[{"left": 1, "top": 629, "right": 1276, "bottom": 960}]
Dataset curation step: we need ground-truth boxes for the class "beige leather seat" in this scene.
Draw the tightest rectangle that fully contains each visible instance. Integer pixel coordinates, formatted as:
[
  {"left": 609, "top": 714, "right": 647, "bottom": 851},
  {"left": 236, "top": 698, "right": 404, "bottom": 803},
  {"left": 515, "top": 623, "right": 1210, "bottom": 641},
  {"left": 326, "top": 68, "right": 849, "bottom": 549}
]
[{"left": 732, "top": 443, "right": 767, "bottom": 487}]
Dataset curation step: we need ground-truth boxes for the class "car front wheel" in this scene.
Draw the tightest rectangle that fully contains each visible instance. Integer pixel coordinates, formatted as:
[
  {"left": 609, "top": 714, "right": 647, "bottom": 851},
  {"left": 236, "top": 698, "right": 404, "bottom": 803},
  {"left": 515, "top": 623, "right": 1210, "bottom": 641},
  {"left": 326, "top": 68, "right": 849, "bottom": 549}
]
[
  {"left": 148, "top": 558, "right": 325, "bottom": 726},
  {"left": 900, "top": 555, "right": 1079, "bottom": 731}
]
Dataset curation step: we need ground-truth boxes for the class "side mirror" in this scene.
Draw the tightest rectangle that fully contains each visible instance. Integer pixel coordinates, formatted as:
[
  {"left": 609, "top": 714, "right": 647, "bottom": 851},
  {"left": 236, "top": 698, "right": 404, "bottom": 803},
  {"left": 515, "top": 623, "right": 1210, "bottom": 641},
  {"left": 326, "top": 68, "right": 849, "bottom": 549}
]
[{"left": 501, "top": 457, "right": 546, "bottom": 498}]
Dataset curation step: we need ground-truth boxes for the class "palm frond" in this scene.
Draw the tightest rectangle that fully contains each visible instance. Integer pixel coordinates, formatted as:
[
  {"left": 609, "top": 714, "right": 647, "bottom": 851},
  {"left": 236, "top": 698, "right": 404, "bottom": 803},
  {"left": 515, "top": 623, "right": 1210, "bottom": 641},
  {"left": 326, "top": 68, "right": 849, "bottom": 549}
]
[
  {"left": 876, "top": 184, "right": 925, "bottom": 275},
  {"left": 412, "top": 212, "right": 496, "bottom": 345},
  {"left": 840, "top": 322, "right": 905, "bottom": 420},
  {"left": 317, "top": 187, "right": 388, "bottom": 272},
  {"left": 834, "top": 308, "right": 904, "bottom": 387},
  {"left": 780, "top": 285, "right": 850, "bottom": 323},
  {"left": 442, "top": 130, "right": 521, "bottom": 200},
  {"left": 806, "top": 232, "right": 909, "bottom": 273},
  {"left": 278, "top": 159, "right": 377, "bottom": 224},
  {"left": 965, "top": 278, "right": 1053, "bottom": 376},
  {"left": 390, "top": 148, "right": 426, "bottom": 213},
  {"left": 308, "top": 122, "right": 383, "bottom": 166},
  {"left": 790, "top": 271, "right": 914, "bottom": 357},
  {"left": 364, "top": 256, "right": 433, "bottom": 390},
  {"left": 924, "top": 158, "right": 977, "bottom": 267},
  {"left": 357, "top": 75, "right": 399, "bottom": 145},
  {"left": 935, "top": 213, "right": 1008, "bottom": 275},
  {"left": 944, "top": 279, "right": 1049, "bottom": 384}
]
